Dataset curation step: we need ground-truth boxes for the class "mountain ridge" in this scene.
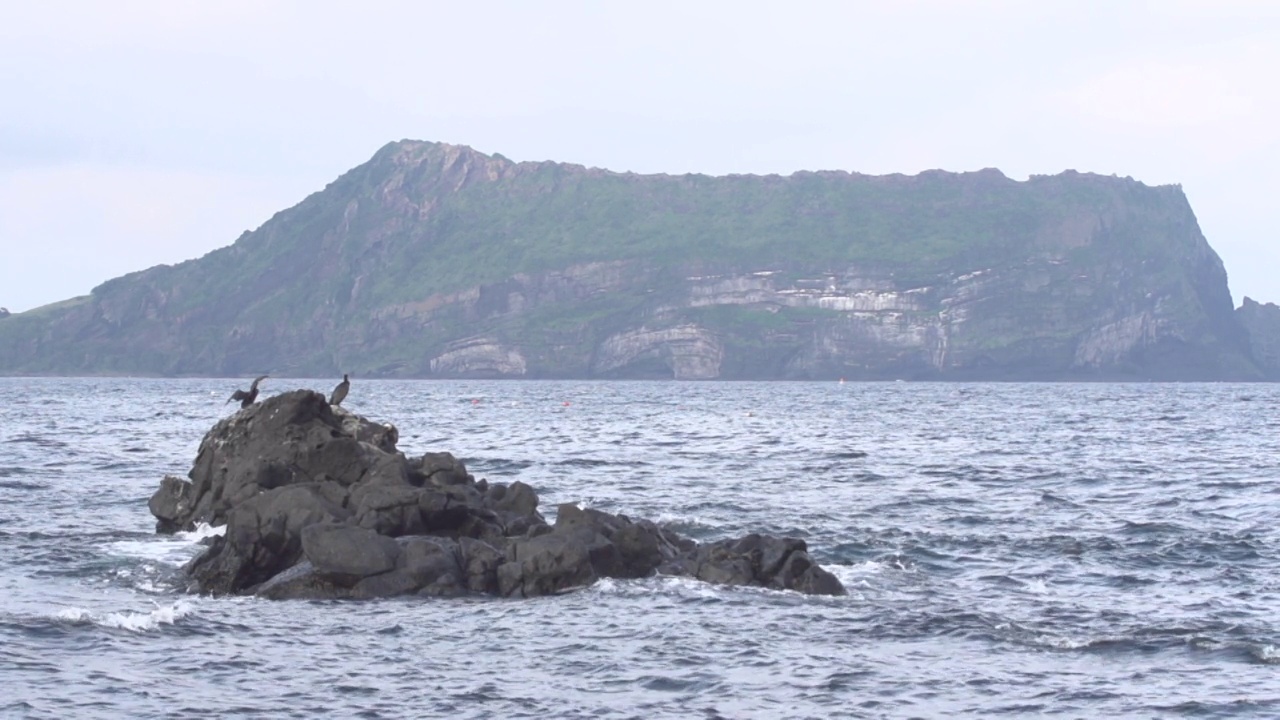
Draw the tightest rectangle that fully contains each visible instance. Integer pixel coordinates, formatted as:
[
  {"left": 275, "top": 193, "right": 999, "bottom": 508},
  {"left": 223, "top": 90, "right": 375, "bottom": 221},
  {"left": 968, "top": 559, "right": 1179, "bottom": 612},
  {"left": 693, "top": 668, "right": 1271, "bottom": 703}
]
[{"left": 0, "top": 139, "right": 1264, "bottom": 380}]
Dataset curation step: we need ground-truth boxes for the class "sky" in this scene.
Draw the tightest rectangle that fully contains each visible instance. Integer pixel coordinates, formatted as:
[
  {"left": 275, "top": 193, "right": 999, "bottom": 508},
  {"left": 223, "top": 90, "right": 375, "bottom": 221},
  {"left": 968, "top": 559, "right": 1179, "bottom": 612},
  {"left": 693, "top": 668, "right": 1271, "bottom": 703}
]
[{"left": 1, "top": 0, "right": 1277, "bottom": 313}]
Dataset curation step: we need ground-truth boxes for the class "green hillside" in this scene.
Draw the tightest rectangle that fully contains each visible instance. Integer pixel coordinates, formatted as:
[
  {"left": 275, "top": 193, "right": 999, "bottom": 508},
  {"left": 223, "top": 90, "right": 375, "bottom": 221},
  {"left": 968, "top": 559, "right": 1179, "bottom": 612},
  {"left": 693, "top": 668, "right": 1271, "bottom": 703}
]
[{"left": 0, "top": 141, "right": 1258, "bottom": 380}]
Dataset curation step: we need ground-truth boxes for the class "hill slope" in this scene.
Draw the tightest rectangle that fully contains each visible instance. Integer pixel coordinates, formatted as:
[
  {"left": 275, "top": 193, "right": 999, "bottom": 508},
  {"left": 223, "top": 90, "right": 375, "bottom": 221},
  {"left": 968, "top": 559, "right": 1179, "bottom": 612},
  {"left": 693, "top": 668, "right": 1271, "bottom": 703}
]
[{"left": 0, "top": 140, "right": 1260, "bottom": 380}]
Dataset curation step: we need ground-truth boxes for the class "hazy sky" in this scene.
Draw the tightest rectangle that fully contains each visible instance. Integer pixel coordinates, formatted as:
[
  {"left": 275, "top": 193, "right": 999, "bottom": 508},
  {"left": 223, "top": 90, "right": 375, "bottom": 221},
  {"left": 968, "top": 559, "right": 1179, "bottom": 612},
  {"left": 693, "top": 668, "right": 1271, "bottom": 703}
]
[{"left": 2, "top": 0, "right": 1277, "bottom": 313}]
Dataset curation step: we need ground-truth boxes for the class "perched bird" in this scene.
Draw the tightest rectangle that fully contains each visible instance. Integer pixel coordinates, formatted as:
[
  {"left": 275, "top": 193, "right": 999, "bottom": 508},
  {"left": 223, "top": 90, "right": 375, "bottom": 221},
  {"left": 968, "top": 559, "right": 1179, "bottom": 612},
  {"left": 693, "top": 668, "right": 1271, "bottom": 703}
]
[
  {"left": 226, "top": 375, "right": 268, "bottom": 408},
  {"left": 330, "top": 373, "right": 350, "bottom": 406}
]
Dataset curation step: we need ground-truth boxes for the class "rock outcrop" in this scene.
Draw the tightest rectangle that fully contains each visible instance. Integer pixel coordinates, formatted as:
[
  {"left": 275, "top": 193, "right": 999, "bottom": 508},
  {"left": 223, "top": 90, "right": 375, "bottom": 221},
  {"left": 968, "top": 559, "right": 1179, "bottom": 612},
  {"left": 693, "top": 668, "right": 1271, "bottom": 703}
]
[
  {"left": 150, "top": 391, "right": 846, "bottom": 600},
  {"left": 1237, "top": 297, "right": 1280, "bottom": 379}
]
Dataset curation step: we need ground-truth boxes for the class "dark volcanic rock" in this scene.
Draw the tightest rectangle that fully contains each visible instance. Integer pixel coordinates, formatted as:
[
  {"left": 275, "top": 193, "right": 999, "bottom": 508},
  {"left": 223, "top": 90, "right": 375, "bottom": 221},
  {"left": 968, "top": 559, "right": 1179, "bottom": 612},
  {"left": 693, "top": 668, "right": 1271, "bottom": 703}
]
[
  {"left": 302, "top": 523, "right": 400, "bottom": 580},
  {"left": 152, "top": 390, "right": 846, "bottom": 600},
  {"left": 153, "top": 389, "right": 400, "bottom": 532},
  {"left": 658, "top": 534, "right": 846, "bottom": 596},
  {"left": 149, "top": 475, "right": 195, "bottom": 534}
]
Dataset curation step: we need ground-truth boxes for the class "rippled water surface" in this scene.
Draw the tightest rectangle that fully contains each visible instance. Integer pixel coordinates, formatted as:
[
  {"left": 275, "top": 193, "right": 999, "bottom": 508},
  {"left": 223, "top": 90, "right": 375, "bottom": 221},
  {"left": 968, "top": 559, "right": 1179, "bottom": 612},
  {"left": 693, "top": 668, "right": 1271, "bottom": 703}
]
[{"left": 2, "top": 379, "right": 1279, "bottom": 718}]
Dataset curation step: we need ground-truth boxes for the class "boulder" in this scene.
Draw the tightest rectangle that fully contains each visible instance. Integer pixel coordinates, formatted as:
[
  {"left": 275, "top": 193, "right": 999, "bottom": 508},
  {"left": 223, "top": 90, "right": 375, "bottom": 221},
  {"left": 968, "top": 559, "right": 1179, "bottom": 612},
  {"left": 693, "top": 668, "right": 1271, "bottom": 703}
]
[
  {"left": 301, "top": 523, "right": 400, "bottom": 580},
  {"left": 150, "top": 390, "right": 382, "bottom": 531},
  {"left": 658, "top": 534, "right": 847, "bottom": 596},
  {"left": 151, "top": 390, "right": 847, "bottom": 600},
  {"left": 149, "top": 475, "right": 195, "bottom": 534},
  {"left": 332, "top": 405, "right": 400, "bottom": 453},
  {"left": 498, "top": 531, "right": 600, "bottom": 598},
  {"left": 411, "top": 451, "right": 473, "bottom": 487},
  {"left": 459, "top": 537, "right": 503, "bottom": 594},
  {"left": 255, "top": 561, "right": 350, "bottom": 600},
  {"left": 187, "top": 482, "right": 350, "bottom": 595}
]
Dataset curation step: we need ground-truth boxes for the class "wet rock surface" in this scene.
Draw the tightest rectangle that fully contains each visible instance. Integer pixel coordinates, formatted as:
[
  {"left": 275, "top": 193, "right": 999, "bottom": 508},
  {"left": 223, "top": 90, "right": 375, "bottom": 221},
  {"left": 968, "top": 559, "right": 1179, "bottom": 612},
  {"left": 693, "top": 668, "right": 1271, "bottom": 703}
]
[{"left": 151, "top": 390, "right": 845, "bottom": 599}]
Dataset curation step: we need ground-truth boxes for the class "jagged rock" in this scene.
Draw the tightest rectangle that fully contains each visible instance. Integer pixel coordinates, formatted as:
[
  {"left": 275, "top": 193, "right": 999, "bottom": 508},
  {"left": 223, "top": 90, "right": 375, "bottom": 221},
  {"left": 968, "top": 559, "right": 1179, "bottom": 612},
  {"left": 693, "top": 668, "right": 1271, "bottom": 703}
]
[
  {"left": 490, "top": 480, "right": 540, "bottom": 516},
  {"left": 333, "top": 406, "right": 399, "bottom": 453},
  {"left": 301, "top": 523, "right": 400, "bottom": 581},
  {"left": 412, "top": 451, "right": 473, "bottom": 487},
  {"left": 150, "top": 390, "right": 391, "bottom": 532},
  {"left": 459, "top": 537, "right": 503, "bottom": 594},
  {"left": 187, "top": 482, "right": 351, "bottom": 595},
  {"left": 352, "top": 569, "right": 426, "bottom": 600},
  {"left": 256, "top": 561, "right": 349, "bottom": 600},
  {"left": 658, "top": 534, "right": 846, "bottom": 596},
  {"left": 152, "top": 391, "right": 846, "bottom": 600},
  {"left": 351, "top": 483, "right": 428, "bottom": 536},
  {"left": 149, "top": 475, "right": 194, "bottom": 534},
  {"left": 552, "top": 503, "right": 688, "bottom": 578},
  {"left": 498, "top": 531, "right": 601, "bottom": 598},
  {"left": 347, "top": 535, "right": 469, "bottom": 599},
  {"left": 397, "top": 537, "right": 462, "bottom": 580}
]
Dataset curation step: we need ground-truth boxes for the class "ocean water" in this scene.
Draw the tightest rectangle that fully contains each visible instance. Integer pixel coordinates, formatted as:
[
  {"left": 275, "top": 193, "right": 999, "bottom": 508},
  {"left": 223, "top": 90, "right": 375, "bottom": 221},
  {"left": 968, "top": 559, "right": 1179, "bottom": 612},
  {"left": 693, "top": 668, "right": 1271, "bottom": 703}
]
[{"left": 1, "top": 378, "right": 1278, "bottom": 719}]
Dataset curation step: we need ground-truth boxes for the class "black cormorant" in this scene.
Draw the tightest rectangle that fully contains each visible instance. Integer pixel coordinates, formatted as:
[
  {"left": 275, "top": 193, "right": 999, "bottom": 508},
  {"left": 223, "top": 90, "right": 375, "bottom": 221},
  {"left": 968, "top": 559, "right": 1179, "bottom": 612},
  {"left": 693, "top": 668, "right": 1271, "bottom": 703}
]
[
  {"left": 330, "top": 373, "right": 350, "bottom": 406},
  {"left": 226, "top": 375, "right": 268, "bottom": 408}
]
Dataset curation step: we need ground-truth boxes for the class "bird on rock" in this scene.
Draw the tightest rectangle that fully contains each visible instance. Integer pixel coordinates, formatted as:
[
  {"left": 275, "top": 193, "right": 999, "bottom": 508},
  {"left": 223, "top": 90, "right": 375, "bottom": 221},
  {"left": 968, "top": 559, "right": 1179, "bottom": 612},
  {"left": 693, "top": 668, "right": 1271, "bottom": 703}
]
[
  {"left": 330, "top": 373, "right": 350, "bottom": 406},
  {"left": 226, "top": 375, "right": 268, "bottom": 408}
]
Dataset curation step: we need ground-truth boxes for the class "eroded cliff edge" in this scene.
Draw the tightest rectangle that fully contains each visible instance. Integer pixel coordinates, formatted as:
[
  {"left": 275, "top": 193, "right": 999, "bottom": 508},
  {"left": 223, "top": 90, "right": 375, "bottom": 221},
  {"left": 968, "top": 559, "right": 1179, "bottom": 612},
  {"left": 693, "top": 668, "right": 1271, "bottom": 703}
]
[
  {"left": 0, "top": 141, "right": 1261, "bottom": 380},
  {"left": 1237, "top": 298, "right": 1280, "bottom": 379}
]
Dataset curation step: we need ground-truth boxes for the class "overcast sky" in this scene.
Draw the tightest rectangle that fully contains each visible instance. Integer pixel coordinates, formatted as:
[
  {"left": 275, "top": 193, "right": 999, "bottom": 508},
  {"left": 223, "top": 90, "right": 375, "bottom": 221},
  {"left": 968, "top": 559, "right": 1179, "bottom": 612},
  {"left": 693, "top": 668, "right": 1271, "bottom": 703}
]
[{"left": 1, "top": 0, "right": 1277, "bottom": 313}]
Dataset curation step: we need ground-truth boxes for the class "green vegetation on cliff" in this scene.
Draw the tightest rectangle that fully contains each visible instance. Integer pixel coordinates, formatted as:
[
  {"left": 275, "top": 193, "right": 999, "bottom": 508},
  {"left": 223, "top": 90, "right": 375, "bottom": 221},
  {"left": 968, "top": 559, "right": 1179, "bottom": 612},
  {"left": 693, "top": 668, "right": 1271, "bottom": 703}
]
[{"left": 0, "top": 140, "right": 1259, "bottom": 380}]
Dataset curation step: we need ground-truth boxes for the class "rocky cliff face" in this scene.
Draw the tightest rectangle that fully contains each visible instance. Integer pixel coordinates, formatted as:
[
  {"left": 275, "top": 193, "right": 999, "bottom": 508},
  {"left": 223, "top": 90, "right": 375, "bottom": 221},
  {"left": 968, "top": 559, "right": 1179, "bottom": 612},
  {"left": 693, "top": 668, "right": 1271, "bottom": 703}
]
[
  {"left": 1236, "top": 298, "right": 1280, "bottom": 379},
  {"left": 0, "top": 141, "right": 1263, "bottom": 380}
]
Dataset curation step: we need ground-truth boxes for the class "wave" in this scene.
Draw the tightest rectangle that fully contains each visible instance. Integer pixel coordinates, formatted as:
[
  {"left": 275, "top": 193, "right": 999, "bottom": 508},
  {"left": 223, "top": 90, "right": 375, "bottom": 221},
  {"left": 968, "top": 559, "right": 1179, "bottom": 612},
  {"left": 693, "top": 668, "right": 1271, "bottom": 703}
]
[
  {"left": 553, "top": 458, "right": 651, "bottom": 468},
  {"left": 1251, "top": 644, "right": 1280, "bottom": 664},
  {"left": 5, "top": 433, "right": 69, "bottom": 449},
  {"left": 105, "top": 523, "right": 224, "bottom": 566},
  {"left": 180, "top": 522, "right": 226, "bottom": 542},
  {"left": 1034, "top": 633, "right": 1131, "bottom": 651},
  {"left": 53, "top": 600, "right": 193, "bottom": 633},
  {"left": 462, "top": 457, "right": 535, "bottom": 475}
]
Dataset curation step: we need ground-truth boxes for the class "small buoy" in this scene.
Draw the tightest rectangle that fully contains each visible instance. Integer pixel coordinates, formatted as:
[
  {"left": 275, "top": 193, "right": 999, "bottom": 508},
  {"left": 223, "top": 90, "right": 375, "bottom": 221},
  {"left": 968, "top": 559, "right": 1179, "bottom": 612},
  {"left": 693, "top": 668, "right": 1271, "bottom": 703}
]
[
  {"left": 471, "top": 398, "right": 480, "bottom": 404},
  {"left": 563, "top": 401, "right": 571, "bottom": 406}
]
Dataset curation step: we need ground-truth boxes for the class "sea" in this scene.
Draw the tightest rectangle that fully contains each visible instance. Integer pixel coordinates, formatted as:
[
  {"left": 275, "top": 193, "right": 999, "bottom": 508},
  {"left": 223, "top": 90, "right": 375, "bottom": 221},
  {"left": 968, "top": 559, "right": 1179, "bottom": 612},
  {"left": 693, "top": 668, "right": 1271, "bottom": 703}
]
[{"left": 1, "top": 378, "right": 1277, "bottom": 719}]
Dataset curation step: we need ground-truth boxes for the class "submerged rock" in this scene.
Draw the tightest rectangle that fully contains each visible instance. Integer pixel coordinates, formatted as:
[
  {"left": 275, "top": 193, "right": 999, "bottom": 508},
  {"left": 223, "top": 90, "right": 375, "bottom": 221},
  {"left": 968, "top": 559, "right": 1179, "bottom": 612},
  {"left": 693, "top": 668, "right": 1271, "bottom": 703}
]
[{"left": 150, "top": 390, "right": 845, "bottom": 599}]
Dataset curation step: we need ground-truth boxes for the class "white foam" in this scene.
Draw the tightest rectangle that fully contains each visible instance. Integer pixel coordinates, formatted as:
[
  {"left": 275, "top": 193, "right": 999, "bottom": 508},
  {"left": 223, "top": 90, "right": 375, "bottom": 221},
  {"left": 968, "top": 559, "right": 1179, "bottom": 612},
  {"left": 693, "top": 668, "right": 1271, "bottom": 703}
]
[
  {"left": 132, "top": 579, "right": 166, "bottom": 594},
  {"left": 1024, "top": 578, "right": 1049, "bottom": 595},
  {"left": 179, "top": 522, "right": 226, "bottom": 541},
  {"left": 55, "top": 607, "right": 91, "bottom": 622},
  {"left": 652, "top": 513, "right": 714, "bottom": 530},
  {"left": 1258, "top": 645, "right": 1280, "bottom": 663},
  {"left": 106, "top": 522, "right": 225, "bottom": 567},
  {"left": 587, "top": 577, "right": 623, "bottom": 595},
  {"left": 1037, "top": 634, "right": 1101, "bottom": 650},
  {"left": 54, "top": 601, "right": 193, "bottom": 632},
  {"left": 1037, "top": 634, "right": 1088, "bottom": 650},
  {"left": 831, "top": 560, "right": 886, "bottom": 585},
  {"left": 107, "top": 538, "right": 197, "bottom": 566},
  {"left": 651, "top": 574, "right": 728, "bottom": 599}
]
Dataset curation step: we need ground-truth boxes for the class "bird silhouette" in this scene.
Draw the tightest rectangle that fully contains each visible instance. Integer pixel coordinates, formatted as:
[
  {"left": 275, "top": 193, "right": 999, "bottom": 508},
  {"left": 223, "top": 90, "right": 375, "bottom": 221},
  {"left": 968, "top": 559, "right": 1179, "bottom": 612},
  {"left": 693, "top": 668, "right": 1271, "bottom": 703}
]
[
  {"left": 330, "top": 373, "right": 350, "bottom": 406},
  {"left": 226, "top": 375, "right": 268, "bottom": 408}
]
